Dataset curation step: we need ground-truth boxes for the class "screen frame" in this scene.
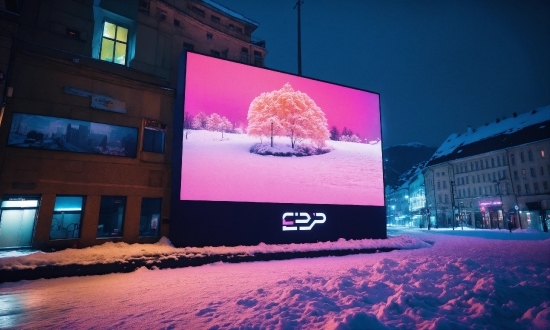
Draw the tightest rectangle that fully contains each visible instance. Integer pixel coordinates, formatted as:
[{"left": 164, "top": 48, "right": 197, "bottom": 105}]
[{"left": 170, "top": 51, "right": 387, "bottom": 247}]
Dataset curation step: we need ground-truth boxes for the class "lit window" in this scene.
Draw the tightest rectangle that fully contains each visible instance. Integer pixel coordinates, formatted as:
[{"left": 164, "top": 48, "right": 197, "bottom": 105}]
[
  {"left": 50, "top": 196, "right": 84, "bottom": 240},
  {"left": 140, "top": 198, "right": 162, "bottom": 237},
  {"left": 522, "top": 169, "right": 526, "bottom": 179},
  {"left": 97, "top": 196, "right": 126, "bottom": 238},
  {"left": 143, "top": 127, "right": 165, "bottom": 154},
  {"left": 100, "top": 22, "right": 128, "bottom": 65},
  {"left": 541, "top": 150, "right": 546, "bottom": 158}
]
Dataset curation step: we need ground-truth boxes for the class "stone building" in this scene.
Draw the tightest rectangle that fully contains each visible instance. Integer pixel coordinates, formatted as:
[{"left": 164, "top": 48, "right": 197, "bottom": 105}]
[
  {"left": 423, "top": 106, "right": 550, "bottom": 230},
  {"left": 0, "top": 0, "right": 267, "bottom": 249}
]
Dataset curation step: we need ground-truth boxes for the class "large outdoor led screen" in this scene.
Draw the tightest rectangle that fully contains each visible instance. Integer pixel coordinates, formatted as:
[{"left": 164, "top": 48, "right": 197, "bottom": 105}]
[
  {"left": 171, "top": 52, "right": 385, "bottom": 247},
  {"left": 7, "top": 113, "right": 138, "bottom": 158}
]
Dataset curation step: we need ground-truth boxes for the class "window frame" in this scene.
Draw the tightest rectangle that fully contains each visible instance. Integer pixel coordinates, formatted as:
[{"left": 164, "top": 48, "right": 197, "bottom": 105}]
[{"left": 99, "top": 21, "right": 130, "bottom": 65}]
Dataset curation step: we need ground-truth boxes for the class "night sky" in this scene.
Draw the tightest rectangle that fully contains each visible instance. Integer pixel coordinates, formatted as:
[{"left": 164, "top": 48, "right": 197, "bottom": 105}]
[{"left": 212, "top": 0, "right": 550, "bottom": 148}]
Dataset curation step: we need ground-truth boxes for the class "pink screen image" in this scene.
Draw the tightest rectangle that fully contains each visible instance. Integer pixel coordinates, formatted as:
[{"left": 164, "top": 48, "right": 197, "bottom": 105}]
[{"left": 180, "top": 53, "right": 384, "bottom": 206}]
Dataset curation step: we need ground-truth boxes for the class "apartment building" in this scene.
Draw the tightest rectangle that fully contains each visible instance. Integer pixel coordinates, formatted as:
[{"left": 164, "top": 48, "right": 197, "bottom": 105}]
[{"left": 0, "top": 0, "right": 267, "bottom": 250}]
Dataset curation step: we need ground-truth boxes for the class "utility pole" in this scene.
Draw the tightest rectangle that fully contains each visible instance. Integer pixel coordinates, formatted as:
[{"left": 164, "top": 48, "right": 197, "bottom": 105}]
[{"left": 294, "top": 0, "right": 304, "bottom": 76}]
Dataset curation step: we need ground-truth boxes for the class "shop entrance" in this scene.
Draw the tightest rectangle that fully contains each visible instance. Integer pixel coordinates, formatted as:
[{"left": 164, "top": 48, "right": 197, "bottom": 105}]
[{"left": 0, "top": 197, "right": 39, "bottom": 248}]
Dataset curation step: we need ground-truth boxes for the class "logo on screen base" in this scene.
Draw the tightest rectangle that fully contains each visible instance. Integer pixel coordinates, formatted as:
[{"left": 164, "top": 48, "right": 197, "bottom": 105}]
[{"left": 282, "top": 212, "right": 326, "bottom": 231}]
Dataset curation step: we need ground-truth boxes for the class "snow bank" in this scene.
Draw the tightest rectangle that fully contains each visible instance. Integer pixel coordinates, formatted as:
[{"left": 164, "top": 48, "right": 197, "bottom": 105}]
[
  {"left": 1, "top": 228, "right": 548, "bottom": 329},
  {"left": 0, "top": 235, "right": 428, "bottom": 271}
]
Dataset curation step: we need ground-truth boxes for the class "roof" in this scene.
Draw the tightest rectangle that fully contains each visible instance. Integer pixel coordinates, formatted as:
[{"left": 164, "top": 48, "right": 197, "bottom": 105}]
[
  {"left": 427, "top": 105, "right": 550, "bottom": 167},
  {"left": 201, "top": 0, "right": 260, "bottom": 29}
]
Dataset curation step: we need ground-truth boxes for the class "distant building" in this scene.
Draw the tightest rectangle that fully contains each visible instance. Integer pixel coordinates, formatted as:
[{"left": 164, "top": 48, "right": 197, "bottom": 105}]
[
  {"left": 0, "top": 0, "right": 267, "bottom": 249},
  {"left": 423, "top": 106, "right": 550, "bottom": 230}
]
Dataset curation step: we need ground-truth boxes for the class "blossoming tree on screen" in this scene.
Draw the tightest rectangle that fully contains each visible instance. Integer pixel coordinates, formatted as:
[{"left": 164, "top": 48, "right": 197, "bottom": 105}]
[{"left": 247, "top": 83, "right": 330, "bottom": 148}]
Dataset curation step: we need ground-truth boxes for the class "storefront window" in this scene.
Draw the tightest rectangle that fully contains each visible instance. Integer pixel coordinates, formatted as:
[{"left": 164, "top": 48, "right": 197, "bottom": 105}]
[
  {"left": 50, "top": 196, "right": 84, "bottom": 240},
  {"left": 97, "top": 196, "right": 126, "bottom": 238},
  {"left": 139, "top": 198, "right": 162, "bottom": 237}
]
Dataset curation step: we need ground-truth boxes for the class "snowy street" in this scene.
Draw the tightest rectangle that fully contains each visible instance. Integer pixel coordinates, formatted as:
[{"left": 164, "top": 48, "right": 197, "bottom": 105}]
[{"left": 1, "top": 228, "right": 549, "bottom": 329}]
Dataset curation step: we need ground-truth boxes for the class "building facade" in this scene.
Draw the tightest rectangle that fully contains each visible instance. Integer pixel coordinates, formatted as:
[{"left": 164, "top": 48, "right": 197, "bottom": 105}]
[
  {"left": 0, "top": 0, "right": 267, "bottom": 250},
  {"left": 423, "top": 107, "right": 550, "bottom": 230}
]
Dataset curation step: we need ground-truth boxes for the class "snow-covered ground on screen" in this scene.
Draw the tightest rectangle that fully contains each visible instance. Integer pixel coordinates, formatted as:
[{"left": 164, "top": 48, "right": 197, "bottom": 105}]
[
  {"left": 180, "top": 130, "right": 384, "bottom": 206},
  {"left": 1, "top": 228, "right": 549, "bottom": 329}
]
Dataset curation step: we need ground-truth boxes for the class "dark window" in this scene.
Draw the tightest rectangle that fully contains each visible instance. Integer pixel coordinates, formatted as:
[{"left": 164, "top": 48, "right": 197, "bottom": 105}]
[
  {"left": 520, "top": 152, "right": 525, "bottom": 163},
  {"left": 534, "top": 182, "right": 539, "bottom": 194},
  {"left": 543, "top": 181, "right": 548, "bottom": 192},
  {"left": 66, "top": 27, "right": 81, "bottom": 40},
  {"left": 97, "top": 196, "right": 126, "bottom": 238},
  {"left": 485, "top": 159, "right": 489, "bottom": 168},
  {"left": 228, "top": 23, "right": 234, "bottom": 30},
  {"left": 541, "top": 167, "right": 545, "bottom": 176},
  {"left": 517, "top": 185, "right": 521, "bottom": 194},
  {"left": 143, "top": 128, "right": 165, "bottom": 154},
  {"left": 530, "top": 168, "right": 536, "bottom": 178},
  {"left": 514, "top": 171, "right": 519, "bottom": 180},
  {"left": 443, "top": 181, "right": 447, "bottom": 188},
  {"left": 221, "top": 49, "right": 228, "bottom": 58},
  {"left": 477, "top": 174, "right": 480, "bottom": 182},
  {"left": 139, "top": 198, "right": 162, "bottom": 237},
  {"left": 211, "top": 50, "right": 220, "bottom": 57},
  {"left": 474, "top": 187, "right": 477, "bottom": 195},
  {"left": 158, "top": 9, "right": 167, "bottom": 21},
  {"left": 191, "top": 6, "right": 205, "bottom": 17},
  {"left": 528, "top": 150, "right": 533, "bottom": 161},
  {"left": 254, "top": 51, "right": 263, "bottom": 66},
  {"left": 240, "top": 48, "right": 249, "bottom": 62},
  {"left": 139, "top": 0, "right": 150, "bottom": 12},
  {"left": 475, "top": 161, "right": 479, "bottom": 170},
  {"left": 491, "top": 158, "right": 495, "bottom": 167},
  {"left": 525, "top": 183, "right": 530, "bottom": 194},
  {"left": 497, "top": 157, "right": 501, "bottom": 167},
  {"left": 471, "top": 163, "right": 474, "bottom": 171},
  {"left": 174, "top": 19, "right": 180, "bottom": 27},
  {"left": 50, "top": 196, "right": 84, "bottom": 240},
  {"left": 437, "top": 181, "right": 440, "bottom": 190},
  {"left": 100, "top": 21, "right": 128, "bottom": 65},
  {"left": 183, "top": 42, "right": 194, "bottom": 51},
  {"left": 444, "top": 195, "right": 448, "bottom": 203},
  {"left": 206, "top": 32, "right": 213, "bottom": 39},
  {"left": 510, "top": 154, "right": 515, "bottom": 166},
  {"left": 211, "top": 15, "right": 220, "bottom": 23},
  {"left": 522, "top": 169, "right": 526, "bottom": 179}
]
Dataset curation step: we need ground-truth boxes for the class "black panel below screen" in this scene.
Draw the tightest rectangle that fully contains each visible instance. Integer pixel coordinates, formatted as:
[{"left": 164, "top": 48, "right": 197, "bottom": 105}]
[{"left": 169, "top": 201, "right": 386, "bottom": 247}]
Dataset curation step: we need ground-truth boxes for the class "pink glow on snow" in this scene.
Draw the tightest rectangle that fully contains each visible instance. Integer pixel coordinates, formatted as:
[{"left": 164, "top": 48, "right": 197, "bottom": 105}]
[
  {"left": 180, "top": 131, "right": 384, "bottom": 205},
  {"left": 184, "top": 53, "right": 381, "bottom": 141},
  {"left": 1, "top": 228, "right": 549, "bottom": 329}
]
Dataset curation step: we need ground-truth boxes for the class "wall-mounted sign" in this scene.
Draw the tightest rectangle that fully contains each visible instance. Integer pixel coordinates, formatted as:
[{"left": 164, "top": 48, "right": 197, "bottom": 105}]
[{"left": 63, "top": 86, "right": 126, "bottom": 113}]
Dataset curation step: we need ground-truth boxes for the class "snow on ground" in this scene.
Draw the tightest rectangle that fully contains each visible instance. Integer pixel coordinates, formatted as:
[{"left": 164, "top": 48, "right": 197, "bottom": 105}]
[
  {"left": 0, "top": 235, "right": 427, "bottom": 271},
  {"left": 1, "top": 228, "right": 549, "bottom": 329},
  {"left": 180, "top": 130, "right": 384, "bottom": 206}
]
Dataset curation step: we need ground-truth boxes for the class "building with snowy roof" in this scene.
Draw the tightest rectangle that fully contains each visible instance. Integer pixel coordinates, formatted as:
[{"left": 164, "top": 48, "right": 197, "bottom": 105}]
[
  {"left": 0, "top": 0, "right": 268, "bottom": 250},
  {"left": 423, "top": 105, "right": 550, "bottom": 230}
]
